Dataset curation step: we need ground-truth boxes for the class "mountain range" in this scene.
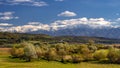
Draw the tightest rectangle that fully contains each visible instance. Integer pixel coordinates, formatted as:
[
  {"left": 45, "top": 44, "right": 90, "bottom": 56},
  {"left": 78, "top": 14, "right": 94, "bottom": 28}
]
[
  {"left": 28, "top": 26, "right": 120, "bottom": 39},
  {"left": 0, "top": 18, "right": 120, "bottom": 39}
]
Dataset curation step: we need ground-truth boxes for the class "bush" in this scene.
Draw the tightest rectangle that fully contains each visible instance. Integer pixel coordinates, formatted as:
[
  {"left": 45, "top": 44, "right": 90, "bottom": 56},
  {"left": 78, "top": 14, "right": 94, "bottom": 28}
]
[
  {"left": 80, "top": 46, "right": 93, "bottom": 61},
  {"left": 62, "top": 55, "right": 72, "bottom": 63},
  {"left": 24, "top": 42, "right": 38, "bottom": 62},
  {"left": 35, "top": 46, "right": 43, "bottom": 59},
  {"left": 107, "top": 47, "right": 120, "bottom": 63},
  {"left": 94, "top": 50, "right": 108, "bottom": 61},
  {"left": 44, "top": 48, "right": 57, "bottom": 61},
  {"left": 10, "top": 44, "right": 24, "bottom": 58},
  {"left": 11, "top": 42, "right": 120, "bottom": 64},
  {"left": 72, "top": 54, "right": 83, "bottom": 63},
  {"left": 88, "top": 45, "right": 97, "bottom": 53},
  {"left": 83, "top": 53, "right": 93, "bottom": 61}
]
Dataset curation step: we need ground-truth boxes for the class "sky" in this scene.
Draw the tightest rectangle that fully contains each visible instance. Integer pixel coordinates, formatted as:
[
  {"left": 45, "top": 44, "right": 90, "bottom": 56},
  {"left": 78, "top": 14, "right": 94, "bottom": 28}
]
[{"left": 0, "top": 0, "right": 120, "bottom": 32}]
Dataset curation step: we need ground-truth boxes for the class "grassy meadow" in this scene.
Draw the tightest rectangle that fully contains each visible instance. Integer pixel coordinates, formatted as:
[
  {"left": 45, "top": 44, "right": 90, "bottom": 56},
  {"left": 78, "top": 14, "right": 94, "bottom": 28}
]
[{"left": 0, "top": 48, "right": 120, "bottom": 68}]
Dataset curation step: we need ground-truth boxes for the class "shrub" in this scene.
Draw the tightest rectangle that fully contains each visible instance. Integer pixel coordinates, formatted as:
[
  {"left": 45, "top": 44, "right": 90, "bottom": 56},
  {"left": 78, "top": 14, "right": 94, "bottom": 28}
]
[
  {"left": 83, "top": 53, "right": 93, "bottom": 61},
  {"left": 11, "top": 42, "right": 119, "bottom": 64},
  {"left": 62, "top": 55, "right": 72, "bottom": 63},
  {"left": 88, "top": 45, "right": 97, "bottom": 53},
  {"left": 17, "top": 48, "right": 24, "bottom": 57},
  {"left": 10, "top": 47, "right": 19, "bottom": 58},
  {"left": 24, "top": 42, "right": 37, "bottom": 62},
  {"left": 107, "top": 47, "right": 120, "bottom": 63},
  {"left": 57, "top": 49, "right": 67, "bottom": 61},
  {"left": 44, "top": 48, "right": 57, "bottom": 61},
  {"left": 80, "top": 46, "right": 93, "bottom": 61},
  {"left": 35, "top": 46, "right": 43, "bottom": 59},
  {"left": 94, "top": 50, "right": 108, "bottom": 61},
  {"left": 72, "top": 54, "right": 83, "bottom": 63},
  {"left": 10, "top": 44, "right": 24, "bottom": 58}
]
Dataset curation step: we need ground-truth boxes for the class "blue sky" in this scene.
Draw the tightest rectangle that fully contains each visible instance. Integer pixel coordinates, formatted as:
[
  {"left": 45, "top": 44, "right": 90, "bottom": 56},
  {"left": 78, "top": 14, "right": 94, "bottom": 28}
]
[{"left": 0, "top": 0, "right": 120, "bottom": 32}]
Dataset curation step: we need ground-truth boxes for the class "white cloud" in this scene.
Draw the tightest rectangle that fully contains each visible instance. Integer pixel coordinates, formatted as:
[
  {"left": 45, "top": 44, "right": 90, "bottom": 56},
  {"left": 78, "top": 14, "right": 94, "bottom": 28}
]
[
  {"left": 0, "top": 23, "right": 13, "bottom": 26},
  {"left": 58, "top": 11, "right": 77, "bottom": 17},
  {"left": 0, "top": 0, "right": 48, "bottom": 7},
  {"left": 55, "top": 0, "right": 64, "bottom": 2},
  {"left": 53, "top": 17, "right": 110, "bottom": 26},
  {"left": 5, "top": 23, "right": 50, "bottom": 32},
  {"left": 0, "top": 18, "right": 119, "bottom": 33},
  {"left": 0, "top": 12, "right": 14, "bottom": 16},
  {"left": 9, "top": 0, "right": 32, "bottom": 2},
  {"left": 28, "top": 22, "right": 40, "bottom": 25},
  {"left": 14, "top": 16, "right": 19, "bottom": 19},
  {"left": 32, "top": 1, "right": 47, "bottom": 7},
  {"left": 0, "top": 12, "right": 19, "bottom": 20},
  {"left": 111, "top": 18, "right": 120, "bottom": 27},
  {"left": 0, "top": 16, "right": 13, "bottom": 20},
  {"left": 116, "top": 18, "right": 120, "bottom": 21},
  {"left": 50, "top": 17, "right": 111, "bottom": 30}
]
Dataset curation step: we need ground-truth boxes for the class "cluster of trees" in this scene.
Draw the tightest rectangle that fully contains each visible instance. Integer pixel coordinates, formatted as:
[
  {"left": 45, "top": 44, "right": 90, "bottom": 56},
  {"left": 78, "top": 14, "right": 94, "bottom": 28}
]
[
  {"left": 10, "top": 41, "right": 120, "bottom": 64},
  {"left": 1, "top": 32, "right": 120, "bottom": 47},
  {"left": 0, "top": 32, "right": 52, "bottom": 46}
]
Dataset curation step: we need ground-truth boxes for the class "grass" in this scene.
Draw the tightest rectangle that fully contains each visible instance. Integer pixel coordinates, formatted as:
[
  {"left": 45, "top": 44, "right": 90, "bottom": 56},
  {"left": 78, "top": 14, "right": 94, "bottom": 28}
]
[
  {"left": 0, "top": 56, "right": 120, "bottom": 68},
  {"left": 0, "top": 48, "right": 120, "bottom": 68}
]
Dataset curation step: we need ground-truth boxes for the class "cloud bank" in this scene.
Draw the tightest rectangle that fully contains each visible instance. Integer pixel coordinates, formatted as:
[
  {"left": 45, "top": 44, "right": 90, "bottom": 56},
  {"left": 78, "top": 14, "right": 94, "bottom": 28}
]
[{"left": 0, "top": 17, "right": 118, "bottom": 33}]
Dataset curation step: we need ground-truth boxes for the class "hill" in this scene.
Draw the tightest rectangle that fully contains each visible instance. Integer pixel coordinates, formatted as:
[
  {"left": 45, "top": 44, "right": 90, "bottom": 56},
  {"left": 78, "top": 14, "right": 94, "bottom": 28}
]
[{"left": 0, "top": 32, "right": 120, "bottom": 47}]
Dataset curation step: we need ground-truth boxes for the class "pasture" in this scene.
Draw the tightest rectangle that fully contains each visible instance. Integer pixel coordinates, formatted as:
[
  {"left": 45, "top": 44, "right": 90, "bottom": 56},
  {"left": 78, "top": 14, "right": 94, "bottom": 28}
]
[{"left": 0, "top": 48, "right": 120, "bottom": 68}]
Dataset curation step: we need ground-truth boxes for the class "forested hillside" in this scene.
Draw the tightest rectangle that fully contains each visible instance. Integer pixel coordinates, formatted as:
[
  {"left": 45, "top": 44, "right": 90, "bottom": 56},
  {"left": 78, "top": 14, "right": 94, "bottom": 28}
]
[{"left": 0, "top": 32, "right": 120, "bottom": 47}]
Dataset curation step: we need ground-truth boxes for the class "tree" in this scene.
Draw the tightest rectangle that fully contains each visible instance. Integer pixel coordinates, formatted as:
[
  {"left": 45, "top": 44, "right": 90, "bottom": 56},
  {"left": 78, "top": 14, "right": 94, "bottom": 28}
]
[
  {"left": 72, "top": 54, "right": 83, "bottom": 63},
  {"left": 57, "top": 49, "right": 67, "bottom": 62},
  {"left": 80, "top": 45, "right": 93, "bottom": 61},
  {"left": 62, "top": 55, "right": 72, "bottom": 63},
  {"left": 87, "top": 40, "right": 95, "bottom": 46},
  {"left": 24, "top": 42, "right": 37, "bottom": 62},
  {"left": 10, "top": 44, "right": 24, "bottom": 58},
  {"left": 107, "top": 47, "right": 120, "bottom": 63},
  {"left": 87, "top": 40, "right": 97, "bottom": 53},
  {"left": 10, "top": 47, "right": 18, "bottom": 58},
  {"left": 35, "top": 46, "right": 43, "bottom": 59},
  {"left": 44, "top": 48, "right": 57, "bottom": 61},
  {"left": 94, "top": 50, "right": 108, "bottom": 61}
]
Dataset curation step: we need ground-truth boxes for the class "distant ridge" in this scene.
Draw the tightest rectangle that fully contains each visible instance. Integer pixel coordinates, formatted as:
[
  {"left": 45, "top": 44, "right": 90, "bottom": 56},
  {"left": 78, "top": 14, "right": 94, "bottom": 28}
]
[
  {"left": 27, "top": 27, "right": 120, "bottom": 39},
  {"left": 0, "top": 32, "right": 120, "bottom": 46}
]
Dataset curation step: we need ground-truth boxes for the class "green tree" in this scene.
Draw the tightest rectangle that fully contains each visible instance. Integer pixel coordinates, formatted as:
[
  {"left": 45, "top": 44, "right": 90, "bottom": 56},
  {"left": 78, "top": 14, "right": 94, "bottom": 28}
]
[
  {"left": 10, "top": 44, "right": 24, "bottom": 58},
  {"left": 72, "top": 54, "right": 83, "bottom": 63},
  {"left": 94, "top": 50, "right": 108, "bottom": 61},
  {"left": 44, "top": 48, "right": 57, "bottom": 61},
  {"left": 35, "top": 46, "right": 43, "bottom": 59},
  {"left": 24, "top": 42, "right": 37, "bottom": 62},
  {"left": 107, "top": 47, "right": 120, "bottom": 63}
]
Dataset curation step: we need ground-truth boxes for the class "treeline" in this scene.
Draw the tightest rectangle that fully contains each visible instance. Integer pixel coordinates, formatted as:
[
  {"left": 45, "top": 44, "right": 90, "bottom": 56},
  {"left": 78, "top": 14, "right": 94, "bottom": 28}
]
[
  {"left": 10, "top": 41, "right": 120, "bottom": 64},
  {"left": 0, "top": 32, "right": 52, "bottom": 47},
  {"left": 54, "top": 36, "right": 120, "bottom": 44},
  {"left": 0, "top": 32, "right": 120, "bottom": 47}
]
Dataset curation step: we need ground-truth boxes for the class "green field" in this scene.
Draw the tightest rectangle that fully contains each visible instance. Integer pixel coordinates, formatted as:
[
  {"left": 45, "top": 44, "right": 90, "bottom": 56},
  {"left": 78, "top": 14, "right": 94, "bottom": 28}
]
[
  {"left": 0, "top": 48, "right": 120, "bottom": 68},
  {"left": 0, "top": 55, "right": 120, "bottom": 68}
]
